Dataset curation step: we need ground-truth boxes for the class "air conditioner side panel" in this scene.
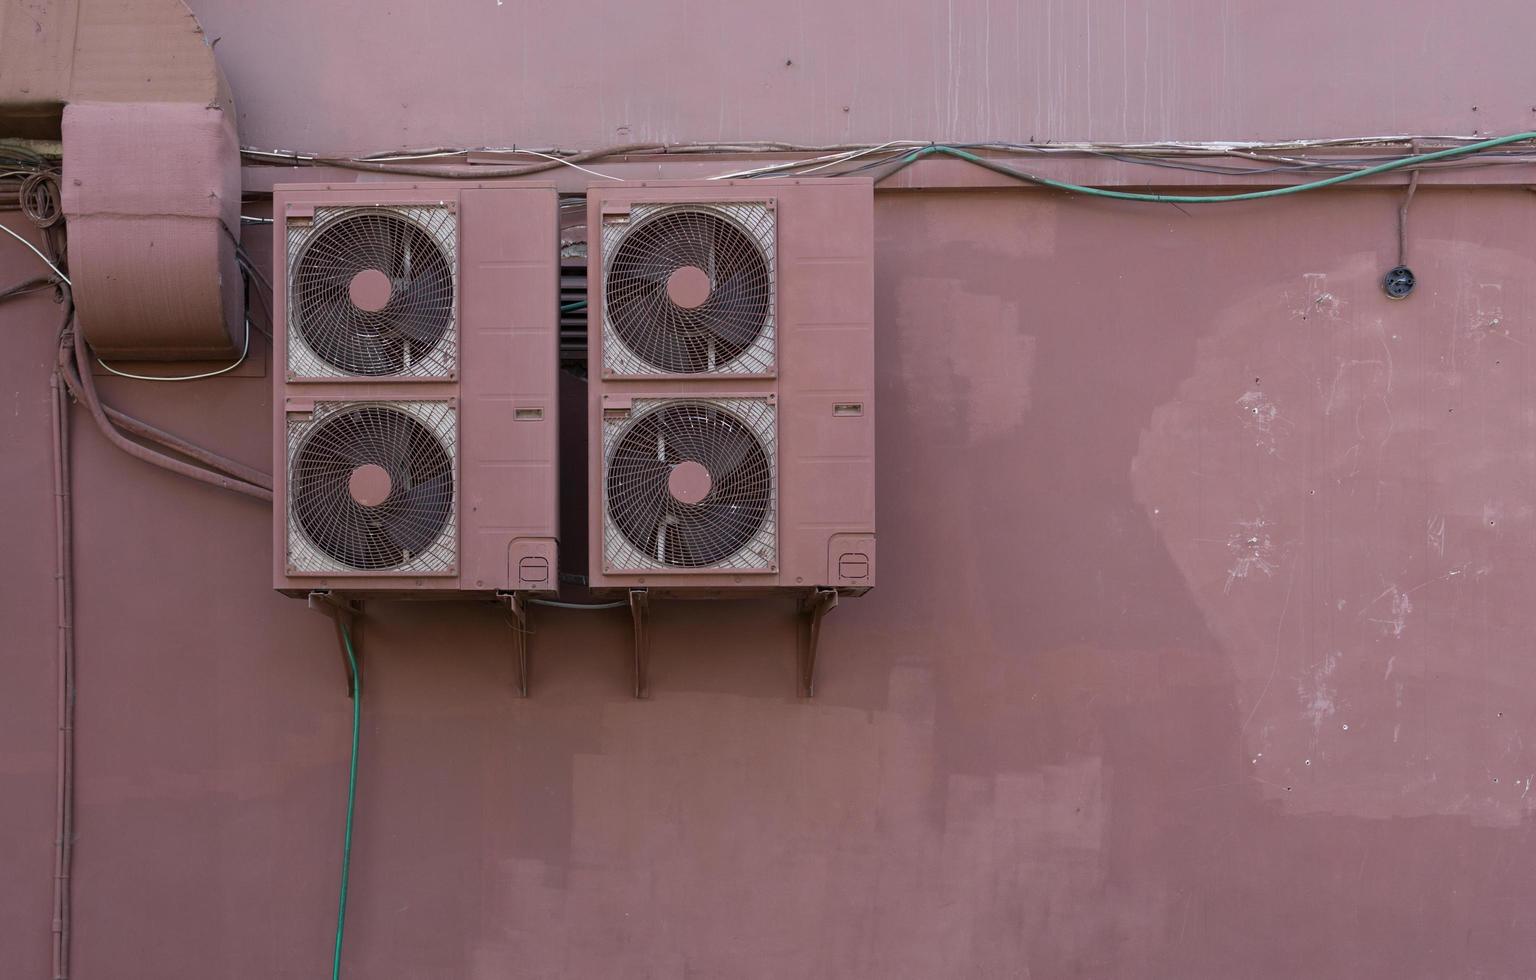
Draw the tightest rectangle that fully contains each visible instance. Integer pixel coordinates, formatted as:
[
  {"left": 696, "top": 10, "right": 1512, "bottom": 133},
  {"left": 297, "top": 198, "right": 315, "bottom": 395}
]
[
  {"left": 457, "top": 186, "right": 560, "bottom": 593},
  {"left": 777, "top": 181, "right": 877, "bottom": 588}
]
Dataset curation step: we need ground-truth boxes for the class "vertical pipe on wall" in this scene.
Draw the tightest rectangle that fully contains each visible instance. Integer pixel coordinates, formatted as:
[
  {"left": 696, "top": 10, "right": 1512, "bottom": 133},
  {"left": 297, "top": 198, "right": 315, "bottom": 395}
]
[{"left": 49, "top": 366, "right": 75, "bottom": 980}]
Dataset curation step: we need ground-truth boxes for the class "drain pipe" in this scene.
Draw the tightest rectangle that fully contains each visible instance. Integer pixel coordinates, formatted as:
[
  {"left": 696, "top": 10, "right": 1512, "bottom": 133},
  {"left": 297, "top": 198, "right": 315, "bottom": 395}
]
[
  {"left": 60, "top": 326, "right": 272, "bottom": 502},
  {"left": 49, "top": 364, "right": 75, "bottom": 980},
  {"left": 55, "top": 344, "right": 272, "bottom": 491}
]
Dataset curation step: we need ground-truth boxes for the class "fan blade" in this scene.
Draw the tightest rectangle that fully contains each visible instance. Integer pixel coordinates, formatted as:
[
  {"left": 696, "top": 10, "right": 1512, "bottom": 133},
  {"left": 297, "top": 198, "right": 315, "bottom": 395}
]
[
  {"left": 607, "top": 455, "right": 671, "bottom": 536},
  {"left": 379, "top": 280, "right": 449, "bottom": 347},
  {"left": 705, "top": 424, "right": 762, "bottom": 483},
  {"left": 610, "top": 453, "right": 670, "bottom": 495},
  {"left": 380, "top": 313, "right": 446, "bottom": 349},
  {"left": 701, "top": 270, "right": 765, "bottom": 350},
  {"left": 380, "top": 472, "right": 453, "bottom": 554}
]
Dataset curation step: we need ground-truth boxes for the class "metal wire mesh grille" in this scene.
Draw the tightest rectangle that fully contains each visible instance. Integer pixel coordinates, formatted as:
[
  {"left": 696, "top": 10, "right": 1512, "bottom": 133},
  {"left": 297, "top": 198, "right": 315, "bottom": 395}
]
[
  {"left": 287, "top": 206, "right": 457, "bottom": 379},
  {"left": 287, "top": 401, "right": 457, "bottom": 574},
  {"left": 602, "top": 203, "right": 775, "bottom": 376},
  {"left": 603, "top": 398, "right": 776, "bottom": 571}
]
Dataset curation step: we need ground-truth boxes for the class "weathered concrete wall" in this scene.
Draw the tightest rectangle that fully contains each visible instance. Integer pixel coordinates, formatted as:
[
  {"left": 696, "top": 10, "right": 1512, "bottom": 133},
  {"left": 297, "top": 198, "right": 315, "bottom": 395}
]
[{"left": 3, "top": 1, "right": 1536, "bottom": 977}]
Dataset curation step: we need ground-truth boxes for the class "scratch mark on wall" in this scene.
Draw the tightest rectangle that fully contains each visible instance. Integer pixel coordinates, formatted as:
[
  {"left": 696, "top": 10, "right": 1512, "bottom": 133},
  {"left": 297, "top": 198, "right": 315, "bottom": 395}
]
[
  {"left": 1366, "top": 587, "right": 1413, "bottom": 637},
  {"left": 1360, "top": 563, "right": 1473, "bottom": 637},
  {"left": 1298, "top": 650, "right": 1342, "bottom": 732},
  {"left": 1225, "top": 518, "right": 1277, "bottom": 594},
  {"left": 1291, "top": 273, "right": 1342, "bottom": 322},
  {"left": 1427, "top": 515, "right": 1446, "bottom": 557},
  {"left": 1237, "top": 389, "right": 1293, "bottom": 457},
  {"left": 1241, "top": 562, "right": 1297, "bottom": 732}
]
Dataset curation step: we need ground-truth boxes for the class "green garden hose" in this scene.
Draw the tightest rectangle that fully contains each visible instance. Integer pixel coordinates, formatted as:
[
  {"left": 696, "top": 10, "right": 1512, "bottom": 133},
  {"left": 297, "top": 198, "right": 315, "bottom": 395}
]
[{"left": 332, "top": 624, "right": 361, "bottom": 980}]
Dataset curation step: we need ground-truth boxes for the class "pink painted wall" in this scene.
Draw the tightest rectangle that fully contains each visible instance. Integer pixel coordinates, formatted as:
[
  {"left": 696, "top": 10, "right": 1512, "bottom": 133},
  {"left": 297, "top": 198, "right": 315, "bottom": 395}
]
[{"left": 4, "top": 1, "right": 1536, "bottom": 977}]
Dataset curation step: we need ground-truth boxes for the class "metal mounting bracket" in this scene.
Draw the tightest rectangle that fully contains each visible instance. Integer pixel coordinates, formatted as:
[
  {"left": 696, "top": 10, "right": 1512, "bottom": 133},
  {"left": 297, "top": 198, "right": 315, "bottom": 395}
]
[
  {"left": 796, "top": 588, "right": 839, "bottom": 698},
  {"left": 308, "top": 591, "right": 363, "bottom": 697},
  {"left": 500, "top": 592, "right": 531, "bottom": 697},
  {"left": 629, "top": 589, "right": 650, "bottom": 699}
]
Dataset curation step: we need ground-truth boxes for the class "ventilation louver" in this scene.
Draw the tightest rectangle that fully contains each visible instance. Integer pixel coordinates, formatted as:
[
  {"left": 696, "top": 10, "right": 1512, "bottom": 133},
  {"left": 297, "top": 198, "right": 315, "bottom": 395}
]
[
  {"left": 287, "top": 402, "right": 457, "bottom": 574},
  {"left": 602, "top": 204, "right": 775, "bottom": 375},
  {"left": 288, "top": 206, "right": 457, "bottom": 379},
  {"left": 604, "top": 398, "right": 776, "bottom": 570}
]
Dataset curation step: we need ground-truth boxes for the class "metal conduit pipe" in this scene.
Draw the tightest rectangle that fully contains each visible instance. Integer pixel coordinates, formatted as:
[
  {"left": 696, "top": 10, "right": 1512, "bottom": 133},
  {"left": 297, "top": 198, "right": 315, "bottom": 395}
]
[
  {"left": 48, "top": 367, "right": 75, "bottom": 980},
  {"left": 56, "top": 351, "right": 272, "bottom": 490},
  {"left": 60, "top": 321, "right": 272, "bottom": 502}
]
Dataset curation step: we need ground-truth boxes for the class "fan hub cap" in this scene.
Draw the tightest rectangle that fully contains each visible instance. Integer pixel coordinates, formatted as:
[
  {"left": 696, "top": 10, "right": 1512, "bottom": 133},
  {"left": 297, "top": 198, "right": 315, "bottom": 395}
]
[
  {"left": 348, "top": 269, "right": 393, "bottom": 312},
  {"left": 348, "top": 463, "right": 393, "bottom": 507},
  {"left": 667, "top": 460, "right": 713, "bottom": 505},
  {"left": 665, "top": 266, "right": 712, "bottom": 309}
]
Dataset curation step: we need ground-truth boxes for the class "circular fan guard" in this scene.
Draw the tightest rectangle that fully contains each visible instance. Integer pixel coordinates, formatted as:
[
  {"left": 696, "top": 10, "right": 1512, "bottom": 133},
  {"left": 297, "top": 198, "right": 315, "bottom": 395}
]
[
  {"left": 607, "top": 401, "right": 772, "bottom": 568},
  {"left": 606, "top": 208, "right": 772, "bottom": 374},
  {"left": 291, "top": 405, "right": 454, "bottom": 570},
  {"left": 292, "top": 209, "right": 454, "bottom": 376}
]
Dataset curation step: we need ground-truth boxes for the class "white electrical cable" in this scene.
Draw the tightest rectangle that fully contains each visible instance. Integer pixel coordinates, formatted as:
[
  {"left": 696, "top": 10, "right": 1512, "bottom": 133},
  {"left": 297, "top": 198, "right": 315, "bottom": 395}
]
[
  {"left": 95, "top": 313, "right": 251, "bottom": 382},
  {"left": 499, "top": 148, "right": 625, "bottom": 181},
  {"left": 5, "top": 214, "right": 250, "bottom": 383},
  {"left": 0, "top": 221, "right": 71, "bottom": 285},
  {"left": 790, "top": 139, "right": 929, "bottom": 175},
  {"left": 709, "top": 140, "right": 928, "bottom": 179},
  {"left": 710, "top": 151, "right": 850, "bottom": 180}
]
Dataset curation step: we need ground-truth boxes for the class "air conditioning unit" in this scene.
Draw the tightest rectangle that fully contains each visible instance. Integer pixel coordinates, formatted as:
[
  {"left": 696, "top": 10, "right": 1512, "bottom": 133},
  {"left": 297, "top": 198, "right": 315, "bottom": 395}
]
[
  {"left": 588, "top": 180, "right": 876, "bottom": 596},
  {"left": 273, "top": 182, "right": 560, "bottom": 596}
]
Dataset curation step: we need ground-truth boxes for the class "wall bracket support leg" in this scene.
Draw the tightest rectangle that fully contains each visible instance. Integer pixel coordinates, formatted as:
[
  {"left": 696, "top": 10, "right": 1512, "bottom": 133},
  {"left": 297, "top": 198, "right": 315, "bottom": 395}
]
[
  {"left": 797, "top": 588, "right": 839, "bottom": 698},
  {"left": 500, "top": 592, "right": 531, "bottom": 697},
  {"left": 308, "top": 591, "right": 363, "bottom": 697},
  {"left": 629, "top": 589, "right": 650, "bottom": 699}
]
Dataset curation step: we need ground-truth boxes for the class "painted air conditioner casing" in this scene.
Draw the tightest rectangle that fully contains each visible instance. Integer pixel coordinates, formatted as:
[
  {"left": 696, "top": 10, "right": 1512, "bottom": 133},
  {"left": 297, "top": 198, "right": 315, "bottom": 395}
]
[
  {"left": 588, "top": 179, "right": 876, "bottom": 595},
  {"left": 272, "top": 182, "right": 559, "bottom": 596}
]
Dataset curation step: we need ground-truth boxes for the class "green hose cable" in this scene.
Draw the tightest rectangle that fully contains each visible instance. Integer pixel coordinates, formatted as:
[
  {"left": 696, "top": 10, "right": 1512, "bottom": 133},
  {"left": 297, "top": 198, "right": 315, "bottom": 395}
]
[
  {"left": 332, "top": 624, "right": 361, "bottom": 980},
  {"left": 561, "top": 300, "right": 587, "bottom": 312},
  {"left": 877, "top": 132, "right": 1536, "bottom": 202}
]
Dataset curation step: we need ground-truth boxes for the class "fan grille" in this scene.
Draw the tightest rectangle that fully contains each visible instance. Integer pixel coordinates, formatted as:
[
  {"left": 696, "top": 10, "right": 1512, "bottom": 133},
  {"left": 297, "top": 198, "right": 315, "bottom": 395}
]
[
  {"left": 603, "top": 398, "right": 776, "bottom": 571},
  {"left": 287, "top": 206, "right": 457, "bottom": 379},
  {"left": 287, "top": 402, "right": 457, "bottom": 574},
  {"left": 602, "top": 203, "right": 775, "bottom": 376}
]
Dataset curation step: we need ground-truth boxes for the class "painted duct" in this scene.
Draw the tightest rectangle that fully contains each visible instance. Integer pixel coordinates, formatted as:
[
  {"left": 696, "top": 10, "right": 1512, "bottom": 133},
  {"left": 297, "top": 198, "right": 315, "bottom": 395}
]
[
  {"left": 2, "top": 0, "right": 241, "bottom": 359},
  {"left": 62, "top": 101, "right": 240, "bottom": 359}
]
